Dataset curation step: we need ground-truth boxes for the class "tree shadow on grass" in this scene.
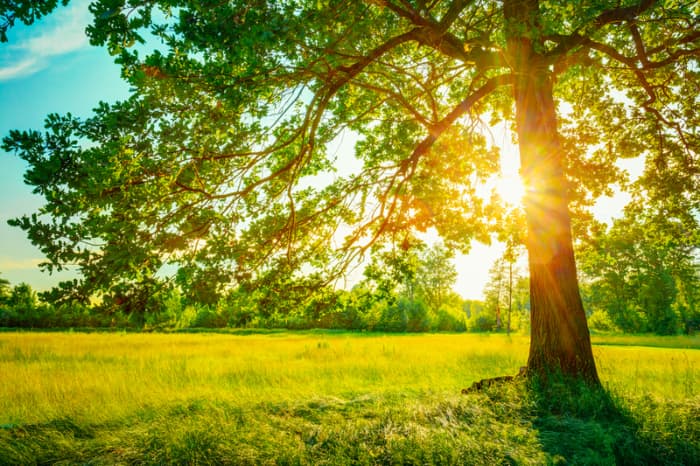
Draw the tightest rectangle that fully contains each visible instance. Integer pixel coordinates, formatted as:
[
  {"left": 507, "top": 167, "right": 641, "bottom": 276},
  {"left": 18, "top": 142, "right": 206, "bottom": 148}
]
[
  {"left": 2, "top": 386, "right": 697, "bottom": 465},
  {"left": 526, "top": 376, "right": 700, "bottom": 465}
]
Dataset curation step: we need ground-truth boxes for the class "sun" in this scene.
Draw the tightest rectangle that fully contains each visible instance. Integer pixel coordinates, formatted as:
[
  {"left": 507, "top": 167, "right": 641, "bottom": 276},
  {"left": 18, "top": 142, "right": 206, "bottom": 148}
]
[
  {"left": 494, "top": 173, "right": 526, "bottom": 207},
  {"left": 490, "top": 125, "right": 526, "bottom": 207}
]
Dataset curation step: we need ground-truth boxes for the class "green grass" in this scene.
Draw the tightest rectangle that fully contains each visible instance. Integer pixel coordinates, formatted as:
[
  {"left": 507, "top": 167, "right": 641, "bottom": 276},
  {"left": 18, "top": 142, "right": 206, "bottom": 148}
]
[
  {"left": 0, "top": 332, "right": 698, "bottom": 465},
  {"left": 591, "top": 333, "right": 700, "bottom": 350}
]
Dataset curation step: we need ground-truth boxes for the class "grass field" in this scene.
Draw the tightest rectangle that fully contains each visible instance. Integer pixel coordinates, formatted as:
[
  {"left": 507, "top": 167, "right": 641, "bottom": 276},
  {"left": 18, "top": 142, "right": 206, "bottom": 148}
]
[{"left": 1, "top": 331, "right": 698, "bottom": 464}]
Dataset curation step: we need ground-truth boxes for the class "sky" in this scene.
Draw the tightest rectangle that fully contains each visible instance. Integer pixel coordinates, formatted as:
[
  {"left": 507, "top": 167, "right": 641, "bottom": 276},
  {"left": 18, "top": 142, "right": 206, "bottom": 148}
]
[{"left": 0, "top": 1, "right": 637, "bottom": 300}]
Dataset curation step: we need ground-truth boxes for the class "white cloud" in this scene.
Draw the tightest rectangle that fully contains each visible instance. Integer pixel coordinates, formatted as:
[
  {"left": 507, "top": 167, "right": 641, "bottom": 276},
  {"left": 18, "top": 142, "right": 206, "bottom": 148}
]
[
  {"left": 0, "top": 57, "right": 40, "bottom": 80},
  {"left": 0, "top": 258, "right": 44, "bottom": 270},
  {"left": 24, "top": 2, "right": 90, "bottom": 56},
  {"left": 0, "top": 0, "right": 92, "bottom": 81}
]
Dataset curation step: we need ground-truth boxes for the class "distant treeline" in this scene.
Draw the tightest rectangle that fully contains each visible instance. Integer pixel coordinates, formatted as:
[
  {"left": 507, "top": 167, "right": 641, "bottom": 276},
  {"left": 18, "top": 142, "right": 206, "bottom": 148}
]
[
  {"left": 0, "top": 276, "right": 697, "bottom": 335},
  {"left": 0, "top": 280, "right": 495, "bottom": 333},
  {"left": 0, "top": 244, "right": 519, "bottom": 333}
]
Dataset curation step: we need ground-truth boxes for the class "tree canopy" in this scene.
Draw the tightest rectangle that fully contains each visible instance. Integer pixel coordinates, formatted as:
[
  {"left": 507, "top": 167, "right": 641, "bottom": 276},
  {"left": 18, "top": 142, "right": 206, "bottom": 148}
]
[
  {"left": 0, "top": 0, "right": 69, "bottom": 42},
  {"left": 3, "top": 0, "right": 699, "bottom": 381}
]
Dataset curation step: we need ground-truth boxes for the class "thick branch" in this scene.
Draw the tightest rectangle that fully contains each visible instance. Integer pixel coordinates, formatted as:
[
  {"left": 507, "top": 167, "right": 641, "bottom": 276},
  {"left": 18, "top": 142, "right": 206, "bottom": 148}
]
[
  {"left": 438, "top": 0, "right": 474, "bottom": 31},
  {"left": 400, "top": 74, "right": 511, "bottom": 176},
  {"left": 545, "top": 0, "right": 656, "bottom": 59},
  {"left": 366, "top": 0, "right": 502, "bottom": 68}
]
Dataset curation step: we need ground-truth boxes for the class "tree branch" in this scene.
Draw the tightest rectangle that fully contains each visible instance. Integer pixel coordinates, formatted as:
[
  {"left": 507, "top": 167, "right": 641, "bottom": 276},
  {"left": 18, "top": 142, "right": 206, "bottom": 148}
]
[
  {"left": 366, "top": 0, "right": 502, "bottom": 68},
  {"left": 545, "top": 0, "right": 657, "bottom": 59},
  {"left": 400, "top": 74, "right": 512, "bottom": 177}
]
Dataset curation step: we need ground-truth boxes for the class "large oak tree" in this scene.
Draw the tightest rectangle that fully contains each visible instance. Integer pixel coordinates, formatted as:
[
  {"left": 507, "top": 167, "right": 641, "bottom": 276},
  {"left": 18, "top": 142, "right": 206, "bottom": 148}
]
[{"left": 4, "top": 0, "right": 699, "bottom": 383}]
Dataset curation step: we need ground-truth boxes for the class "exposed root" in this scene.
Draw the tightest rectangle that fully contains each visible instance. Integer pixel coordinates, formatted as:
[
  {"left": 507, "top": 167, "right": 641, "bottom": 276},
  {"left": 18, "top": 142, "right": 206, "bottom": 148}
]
[{"left": 461, "top": 366, "right": 527, "bottom": 394}]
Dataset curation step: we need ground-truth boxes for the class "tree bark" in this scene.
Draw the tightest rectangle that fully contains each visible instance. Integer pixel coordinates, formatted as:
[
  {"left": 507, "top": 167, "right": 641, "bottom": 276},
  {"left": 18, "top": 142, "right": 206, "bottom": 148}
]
[
  {"left": 507, "top": 259, "right": 512, "bottom": 336},
  {"left": 504, "top": 0, "right": 600, "bottom": 384}
]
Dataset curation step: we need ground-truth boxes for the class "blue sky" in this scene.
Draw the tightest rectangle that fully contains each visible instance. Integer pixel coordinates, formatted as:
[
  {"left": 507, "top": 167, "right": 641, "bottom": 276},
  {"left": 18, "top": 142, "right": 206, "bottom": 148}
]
[{"left": 0, "top": 1, "right": 637, "bottom": 299}]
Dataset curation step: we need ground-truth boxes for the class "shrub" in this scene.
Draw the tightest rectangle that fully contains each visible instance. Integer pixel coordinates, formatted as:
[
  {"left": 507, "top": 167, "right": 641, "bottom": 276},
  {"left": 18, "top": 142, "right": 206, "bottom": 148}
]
[
  {"left": 375, "top": 301, "right": 408, "bottom": 332},
  {"left": 468, "top": 314, "right": 495, "bottom": 332},
  {"left": 401, "top": 299, "right": 431, "bottom": 332},
  {"left": 587, "top": 309, "right": 620, "bottom": 333},
  {"left": 433, "top": 305, "right": 467, "bottom": 332},
  {"left": 191, "top": 305, "right": 227, "bottom": 328}
]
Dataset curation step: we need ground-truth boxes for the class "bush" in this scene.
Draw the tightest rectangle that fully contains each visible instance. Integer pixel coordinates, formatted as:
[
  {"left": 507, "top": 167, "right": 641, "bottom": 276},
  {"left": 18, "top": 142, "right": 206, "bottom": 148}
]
[
  {"left": 375, "top": 300, "right": 408, "bottom": 332},
  {"left": 587, "top": 309, "right": 620, "bottom": 333},
  {"left": 683, "top": 316, "right": 700, "bottom": 335},
  {"left": 468, "top": 314, "right": 496, "bottom": 332},
  {"left": 402, "top": 299, "right": 431, "bottom": 332},
  {"left": 649, "top": 307, "right": 681, "bottom": 335},
  {"left": 191, "top": 305, "right": 228, "bottom": 328},
  {"left": 432, "top": 305, "right": 467, "bottom": 332}
]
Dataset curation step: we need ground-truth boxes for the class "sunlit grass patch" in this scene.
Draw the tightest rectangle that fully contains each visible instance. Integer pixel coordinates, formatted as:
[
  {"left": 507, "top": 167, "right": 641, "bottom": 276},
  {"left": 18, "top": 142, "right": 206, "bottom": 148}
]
[
  {"left": 595, "top": 344, "right": 699, "bottom": 399},
  {"left": 592, "top": 333, "right": 700, "bottom": 349},
  {"left": 0, "top": 331, "right": 698, "bottom": 464},
  {"left": 0, "top": 332, "right": 530, "bottom": 425}
]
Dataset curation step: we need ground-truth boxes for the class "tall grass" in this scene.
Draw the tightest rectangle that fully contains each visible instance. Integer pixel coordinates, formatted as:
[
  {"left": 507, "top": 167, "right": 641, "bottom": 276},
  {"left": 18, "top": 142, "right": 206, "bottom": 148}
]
[
  {"left": 0, "top": 332, "right": 698, "bottom": 464},
  {"left": 0, "top": 332, "right": 525, "bottom": 425}
]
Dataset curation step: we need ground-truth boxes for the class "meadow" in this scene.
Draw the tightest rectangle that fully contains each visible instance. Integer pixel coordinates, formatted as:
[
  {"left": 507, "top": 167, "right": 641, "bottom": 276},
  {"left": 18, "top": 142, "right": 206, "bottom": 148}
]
[{"left": 0, "top": 331, "right": 698, "bottom": 465}]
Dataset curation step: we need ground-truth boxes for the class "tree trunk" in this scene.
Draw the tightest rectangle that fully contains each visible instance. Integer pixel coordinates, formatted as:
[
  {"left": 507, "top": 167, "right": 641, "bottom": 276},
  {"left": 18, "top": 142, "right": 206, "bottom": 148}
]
[
  {"left": 507, "top": 259, "right": 512, "bottom": 336},
  {"left": 504, "top": 0, "right": 600, "bottom": 384}
]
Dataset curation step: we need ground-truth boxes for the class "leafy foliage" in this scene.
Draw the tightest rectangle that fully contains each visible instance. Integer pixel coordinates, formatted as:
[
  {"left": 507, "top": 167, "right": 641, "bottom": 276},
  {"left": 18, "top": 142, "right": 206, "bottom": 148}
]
[
  {"left": 0, "top": 0, "right": 69, "bottom": 42},
  {"left": 4, "top": 0, "right": 695, "bottom": 299},
  {"left": 579, "top": 202, "right": 700, "bottom": 334}
]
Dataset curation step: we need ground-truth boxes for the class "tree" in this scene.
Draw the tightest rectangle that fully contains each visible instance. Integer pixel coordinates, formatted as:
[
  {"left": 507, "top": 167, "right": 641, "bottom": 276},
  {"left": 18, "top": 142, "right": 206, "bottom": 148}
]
[
  {"left": 363, "top": 240, "right": 423, "bottom": 303},
  {"left": 362, "top": 240, "right": 459, "bottom": 312},
  {"left": 362, "top": 241, "right": 462, "bottom": 331},
  {"left": 415, "top": 242, "right": 459, "bottom": 313},
  {"left": 495, "top": 206, "right": 527, "bottom": 335},
  {"left": 482, "top": 252, "right": 530, "bottom": 334},
  {"left": 579, "top": 202, "right": 700, "bottom": 334},
  {"left": 4, "top": 0, "right": 700, "bottom": 383},
  {"left": 482, "top": 258, "right": 506, "bottom": 331},
  {"left": 0, "top": 273, "right": 10, "bottom": 304},
  {"left": 0, "top": 0, "right": 69, "bottom": 42},
  {"left": 8, "top": 282, "right": 37, "bottom": 310}
]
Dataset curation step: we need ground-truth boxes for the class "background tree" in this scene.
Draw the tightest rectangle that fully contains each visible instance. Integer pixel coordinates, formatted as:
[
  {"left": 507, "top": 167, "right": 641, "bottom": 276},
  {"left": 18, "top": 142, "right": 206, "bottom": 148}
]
[
  {"left": 415, "top": 242, "right": 459, "bottom": 313},
  {"left": 482, "top": 256, "right": 530, "bottom": 334},
  {"left": 579, "top": 202, "right": 700, "bottom": 335},
  {"left": 363, "top": 240, "right": 459, "bottom": 312},
  {"left": 363, "top": 239, "right": 424, "bottom": 304},
  {"left": 4, "top": 0, "right": 700, "bottom": 383},
  {"left": 495, "top": 206, "right": 527, "bottom": 335},
  {"left": 8, "top": 282, "right": 37, "bottom": 311},
  {"left": 479, "top": 258, "right": 505, "bottom": 332},
  {"left": 360, "top": 240, "right": 461, "bottom": 332},
  {"left": 0, "top": 273, "right": 10, "bottom": 304}
]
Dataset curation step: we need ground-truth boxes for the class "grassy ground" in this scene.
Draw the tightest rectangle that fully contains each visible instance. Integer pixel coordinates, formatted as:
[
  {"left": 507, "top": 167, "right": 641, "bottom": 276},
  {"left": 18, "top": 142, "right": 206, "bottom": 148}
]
[{"left": 0, "top": 331, "right": 698, "bottom": 464}]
